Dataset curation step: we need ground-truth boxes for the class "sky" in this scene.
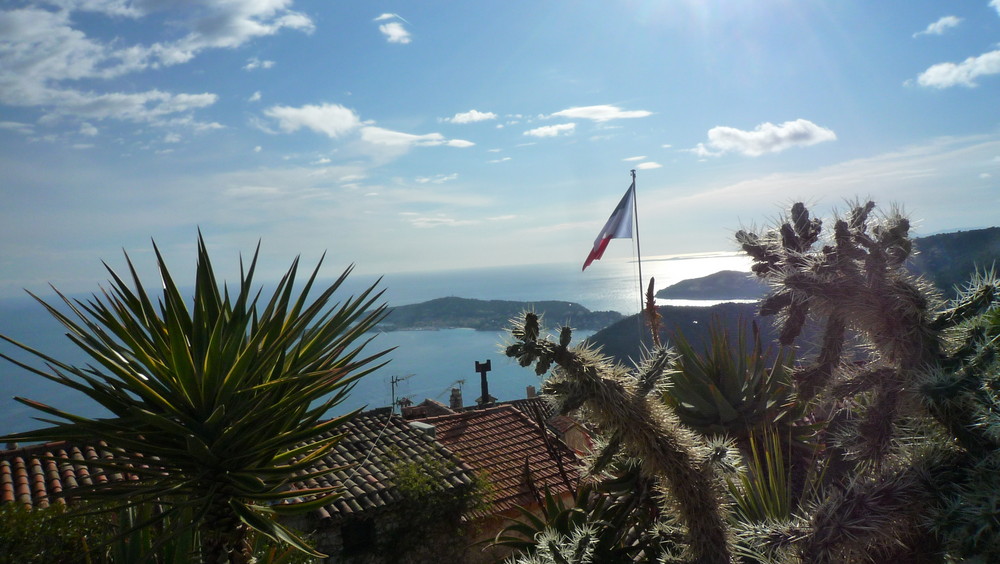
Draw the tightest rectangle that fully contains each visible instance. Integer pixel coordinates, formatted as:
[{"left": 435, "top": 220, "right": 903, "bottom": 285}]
[{"left": 1, "top": 0, "right": 999, "bottom": 299}]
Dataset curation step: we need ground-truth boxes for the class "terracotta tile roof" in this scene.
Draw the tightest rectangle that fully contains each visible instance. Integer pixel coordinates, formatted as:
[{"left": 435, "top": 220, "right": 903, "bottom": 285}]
[
  {"left": 417, "top": 405, "right": 580, "bottom": 515},
  {"left": 285, "top": 409, "right": 477, "bottom": 522},
  {"left": 0, "top": 410, "right": 477, "bottom": 522},
  {"left": 401, "top": 398, "right": 456, "bottom": 419},
  {"left": 501, "top": 396, "right": 555, "bottom": 420},
  {"left": 0, "top": 441, "right": 141, "bottom": 509}
]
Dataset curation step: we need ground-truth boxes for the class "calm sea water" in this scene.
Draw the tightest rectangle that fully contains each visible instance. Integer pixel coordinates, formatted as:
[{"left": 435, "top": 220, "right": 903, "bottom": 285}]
[{"left": 0, "top": 253, "right": 750, "bottom": 434}]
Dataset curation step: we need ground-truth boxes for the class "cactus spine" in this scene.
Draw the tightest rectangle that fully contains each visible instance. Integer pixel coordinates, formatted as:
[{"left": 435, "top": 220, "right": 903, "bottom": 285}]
[{"left": 506, "top": 313, "right": 735, "bottom": 563}]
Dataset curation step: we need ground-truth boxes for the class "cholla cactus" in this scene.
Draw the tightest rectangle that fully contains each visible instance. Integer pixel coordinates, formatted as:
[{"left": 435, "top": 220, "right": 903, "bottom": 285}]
[
  {"left": 505, "top": 201, "right": 999, "bottom": 563},
  {"left": 506, "top": 313, "right": 736, "bottom": 563},
  {"left": 736, "top": 201, "right": 1000, "bottom": 561}
]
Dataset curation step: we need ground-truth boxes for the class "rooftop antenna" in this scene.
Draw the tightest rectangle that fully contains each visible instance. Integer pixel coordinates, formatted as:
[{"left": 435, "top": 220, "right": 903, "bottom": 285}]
[
  {"left": 390, "top": 374, "right": 413, "bottom": 413},
  {"left": 435, "top": 379, "right": 466, "bottom": 401}
]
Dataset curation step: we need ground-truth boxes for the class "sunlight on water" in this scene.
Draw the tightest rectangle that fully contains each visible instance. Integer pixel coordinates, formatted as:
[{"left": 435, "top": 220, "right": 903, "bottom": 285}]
[{"left": 0, "top": 253, "right": 751, "bottom": 432}]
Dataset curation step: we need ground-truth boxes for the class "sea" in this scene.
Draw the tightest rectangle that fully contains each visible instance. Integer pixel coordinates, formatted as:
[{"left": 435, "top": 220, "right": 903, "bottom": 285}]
[{"left": 0, "top": 253, "right": 751, "bottom": 435}]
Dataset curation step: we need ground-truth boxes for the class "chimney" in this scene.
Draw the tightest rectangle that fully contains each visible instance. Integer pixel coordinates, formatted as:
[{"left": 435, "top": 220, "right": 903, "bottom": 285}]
[
  {"left": 526, "top": 385, "right": 537, "bottom": 399},
  {"left": 408, "top": 421, "right": 436, "bottom": 439},
  {"left": 475, "top": 359, "right": 495, "bottom": 407},
  {"left": 449, "top": 387, "right": 463, "bottom": 409}
]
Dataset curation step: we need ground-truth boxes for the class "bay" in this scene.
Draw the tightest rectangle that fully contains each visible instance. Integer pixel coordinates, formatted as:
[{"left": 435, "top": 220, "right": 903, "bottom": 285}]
[{"left": 0, "top": 253, "right": 749, "bottom": 434}]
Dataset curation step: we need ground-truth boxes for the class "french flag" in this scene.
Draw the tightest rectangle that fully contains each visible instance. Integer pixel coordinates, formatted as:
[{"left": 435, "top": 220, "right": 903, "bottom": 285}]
[{"left": 582, "top": 181, "right": 635, "bottom": 271}]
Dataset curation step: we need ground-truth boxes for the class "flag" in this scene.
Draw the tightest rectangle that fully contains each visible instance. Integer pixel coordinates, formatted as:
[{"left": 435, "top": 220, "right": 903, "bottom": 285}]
[{"left": 582, "top": 181, "right": 635, "bottom": 271}]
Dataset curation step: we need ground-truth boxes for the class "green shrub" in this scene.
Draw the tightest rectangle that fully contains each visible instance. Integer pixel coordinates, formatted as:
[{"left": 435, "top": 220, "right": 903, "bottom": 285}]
[{"left": 0, "top": 503, "right": 112, "bottom": 564}]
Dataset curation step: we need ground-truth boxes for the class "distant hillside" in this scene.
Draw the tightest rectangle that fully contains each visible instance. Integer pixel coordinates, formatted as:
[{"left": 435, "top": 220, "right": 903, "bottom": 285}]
[
  {"left": 378, "top": 297, "right": 623, "bottom": 332},
  {"left": 908, "top": 227, "right": 1000, "bottom": 297},
  {"left": 591, "top": 227, "right": 1000, "bottom": 363},
  {"left": 656, "top": 270, "right": 766, "bottom": 300},
  {"left": 585, "top": 303, "right": 780, "bottom": 364}
]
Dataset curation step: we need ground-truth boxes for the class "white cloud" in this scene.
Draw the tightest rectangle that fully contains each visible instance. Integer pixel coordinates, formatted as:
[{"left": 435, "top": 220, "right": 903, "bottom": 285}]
[
  {"left": 263, "top": 103, "right": 362, "bottom": 138},
  {"left": 524, "top": 123, "right": 576, "bottom": 137},
  {"left": 992, "top": 0, "right": 1000, "bottom": 16},
  {"left": 79, "top": 122, "right": 98, "bottom": 136},
  {"left": 623, "top": 155, "right": 646, "bottom": 162},
  {"left": 636, "top": 161, "right": 663, "bottom": 170},
  {"left": 164, "top": 132, "right": 181, "bottom": 143},
  {"left": 0, "top": 2, "right": 311, "bottom": 127},
  {"left": 253, "top": 146, "right": 262, "bottom": 152},
  {"left": 0, "top": 121, "right": 34, "bottom": 134},
  {"left": 443, "top": 109, "right": 497, "bottom": 124},
  {"left": 39, "top": 89, "right": 218, "bottom": 124},
  {"left": 913, "top": 16, "right": 961, "bottom": 37},
  {"left": 45, "top": 0, "right": 143, "bottom": 17},
  {"left": 248, "top": 91, "right": 262, "bottom": 102},
  {"left": 408, "top": 215, "right": 478, "bottom": 228},
  {"left": 550, "top": 105, "right": 652, "bottom": 122},
  {"left": 489, "top": 157, "right": 511, "bottom": 163},
  {"left": 260, "top": 103, "right": 472, "bottom": 156},
  {"left": 694, "top": 119, "right": 837, "bottom": 157},
  {"left": 244, "top": 57, "right": 275, "bottom": 71},
  {"left": 374, "top": 13, "right": 404, "bottom": 22},
  {"left": 378, "top": 22, "right": 411, "bottom": 44},
  {"left": 146, "top": 2, "right": 315, "bottom": 65},
  {"left": 915, "top": 50, "right": 1000, "bottom": 88},
  {"left": 0, "top": 8, "right": 148, "bottom": 100},
  {"left": 415, "top": 173, "right": 458, "bottom": 184},
  {"left": 355, "top": 126, "right": 472, "bottom": 149},
  {"left": 361, "top": 126, "right": 444, "bottom": 146}
]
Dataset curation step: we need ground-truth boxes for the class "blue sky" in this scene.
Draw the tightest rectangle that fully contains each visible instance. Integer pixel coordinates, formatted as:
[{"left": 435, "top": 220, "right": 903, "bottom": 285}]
[{"left": 1, "top": 0, "right": 999, "bottom": 298}]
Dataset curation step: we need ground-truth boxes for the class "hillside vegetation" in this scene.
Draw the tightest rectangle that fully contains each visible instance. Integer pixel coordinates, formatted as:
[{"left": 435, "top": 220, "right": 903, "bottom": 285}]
[
  {"left": 378, "top": 296, "right": 623, "bottom": 331},
  {"left": 908, "top": 226, "right": 1000, "bottom": 296}
]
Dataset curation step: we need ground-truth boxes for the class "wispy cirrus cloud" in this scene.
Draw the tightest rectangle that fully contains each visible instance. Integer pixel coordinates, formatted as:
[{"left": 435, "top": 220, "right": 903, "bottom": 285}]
[
  {"left": 360, "top": 127, "right": 472, "bottom": 148},
  {"left": 692, "top": 119, "right": 836, "bottom": 157},
  {"left": 913, "top": 15, "right": 961, "bottom": 37},
  {"left": 524, "top": 123, "right": 576, "bottom": 137},
  {"left": 0, "top": 121, "right": 34, "bottom": 135},
  {"left": 550, "top": 104, "right": 652, "bottom": 122},
  {"left": 415, "top": 173, "right": 458, "bottom": 184}
]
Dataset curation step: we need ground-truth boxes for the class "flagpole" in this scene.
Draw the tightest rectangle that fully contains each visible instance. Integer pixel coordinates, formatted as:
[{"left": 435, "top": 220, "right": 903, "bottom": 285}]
[{"left": 631, "top": 169, "right": 644, "bottom": 310}]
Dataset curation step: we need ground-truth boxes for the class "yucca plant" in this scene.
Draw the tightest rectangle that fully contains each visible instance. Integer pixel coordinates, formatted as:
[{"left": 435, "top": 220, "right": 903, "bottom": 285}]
[
  {"left": 0, "top": 235, "right": 391, "bottom": 563},
  {"left": 665, "top": 318, "right": 798, "bottom": 440}
]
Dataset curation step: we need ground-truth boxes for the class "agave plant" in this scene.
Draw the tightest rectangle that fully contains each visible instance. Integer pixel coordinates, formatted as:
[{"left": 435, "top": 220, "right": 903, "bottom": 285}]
[{"left": 0, "top": 235, "right": 391, "bottom": 563}]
